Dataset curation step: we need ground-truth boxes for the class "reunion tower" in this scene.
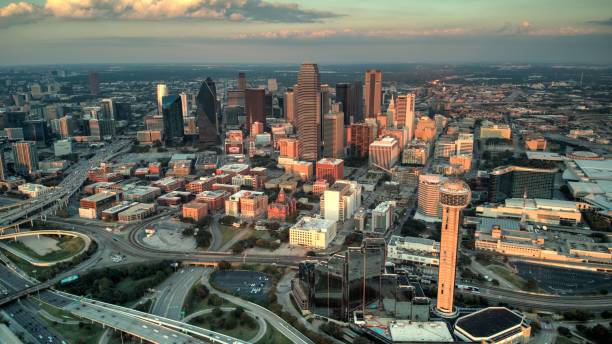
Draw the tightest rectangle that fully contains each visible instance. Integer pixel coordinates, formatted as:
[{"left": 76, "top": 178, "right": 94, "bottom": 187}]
[{"left": 436, "top": 179, "right": 471, "bottom": 316}]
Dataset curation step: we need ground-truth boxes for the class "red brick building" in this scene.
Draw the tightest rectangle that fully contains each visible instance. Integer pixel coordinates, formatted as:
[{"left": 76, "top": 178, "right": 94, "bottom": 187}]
[
  {"left": 195, "top": 190, "right": 229, "bottom": 212},
  {"left": 267, "top": 189, "right": 297, "bottom": 221},
  {"left": 349, "top": 123, "right": 373, "bottom": 158},
  {"left": 183, "top": 201, "right": 209, "bottom": 222},
  {"left": 316, "top": 158, "right": 344, "bottom": 184}
]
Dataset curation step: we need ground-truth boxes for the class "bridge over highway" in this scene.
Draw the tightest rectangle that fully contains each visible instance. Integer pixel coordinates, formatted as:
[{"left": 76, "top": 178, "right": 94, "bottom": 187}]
[
  {"left": 0, "top": 262, "right": 246, "bottom": 344},
  {"left": 0, "top": 229, "right": 93, "bottom": 267}
]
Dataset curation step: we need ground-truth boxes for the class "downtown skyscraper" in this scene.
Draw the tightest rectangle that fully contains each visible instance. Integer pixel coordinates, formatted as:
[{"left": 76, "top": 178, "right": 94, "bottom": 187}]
[
  {"left": 237, "top": 72, "right": 247, "bottom": 91},
  {"left": 196, "top": 77, "right": 219, "bottom": 144},
  {"left": 364, "top": 70, "right": 382, "bottom": 118},
  {"left": 88, "top": 72, "right": 99, "bottom": 96},
  {"left": 12, "top": 141, "right": 38, "bottom": 175},
  {"left": 296, "top": 63, "right": 321, "bottom": 162},
  {"left": 396, "top": 93, "right": 416, "bottom": 141},
  {"left": 323, "top": 104, "right": 344, "bottom": 159},
  {"left": 162, "top": 95, "right": 184, "bottom": 145},
  {"left": 156, "top": 84, "right": 167, "bottom": 116},
  {"left": 284, "top": 87, "right": 295, "bottom": 126},
  {"left": 245, "top": 88, "right": 266, "bottom": 131}
]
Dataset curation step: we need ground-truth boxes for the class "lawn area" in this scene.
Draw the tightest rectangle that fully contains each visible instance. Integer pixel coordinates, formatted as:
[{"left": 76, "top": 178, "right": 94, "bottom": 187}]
[
  {"left": 188, "top": 309, "right": 259, "bottom": 342},
  {"left": 38, "top": 301, "right": 79, "bottom": 322},
  {"left": 488, "top": 264, "right": 527, "bottom": 289},
  {"left": 256, "top": 323, "right": 293, "bottom": 344},
  {"left": 555, "top": 335, "right": 576, "bottom": 344},
  {"left": 183, "top": 283, "right": 235, "bottom": 315},
  {"left": 37, "top": 306, "right": 105, "bottom": 344},
  {"left": 218, "top": 224, "right": 242, "bottom": 247},
  {"left": 115, "top": 276, "right": 158, "bottom": 295},
  {"left": 5, "top": 236, "right": 86, "bottom": 262},
  {"left": 0, "top": 249, "right": 53, "bottom": 276}
]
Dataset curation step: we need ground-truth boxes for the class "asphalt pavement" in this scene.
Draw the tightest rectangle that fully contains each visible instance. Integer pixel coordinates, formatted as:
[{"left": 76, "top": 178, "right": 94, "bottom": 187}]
[{"left": 151, "top": 267, "right": 206, "bottom": 320}]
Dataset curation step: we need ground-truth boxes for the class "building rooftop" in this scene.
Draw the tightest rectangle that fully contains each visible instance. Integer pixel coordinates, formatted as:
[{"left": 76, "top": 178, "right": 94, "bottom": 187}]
[
  {"left": 170, "top": 153, "right": 195, "bottom": 161},
  {"left": 197, "top": 190, "right": 228, "bottom": 198},
  {"left": 292, "top": 216, "right": 335, "bottom": 231},
  {"left": 490, "top": 165, "right": 558, "bottom": 175},
  {"left": 573, "top": 159, "right": 612, "bottom": 181},
  {"left": 455, "top": 307, "right": 524, "bottom": 340},
  {"left": 217, "top": 163, "right": 250, "bottom": 174},
  {"left": 370, "top": 136, "right": 398, "bottom": 147},
  {"left": 119, "top": 203, "right": 155, "bottom": 216},
  {"left": 504, "top": 198, "right": 579, "bottom": 212},
  {"left": 230, "top": 190, "right": 265, "bottom": 200},
  {"left": 526, "top": 151, "right": 564, "bottom": 161},
  {"left": 102, "top": 201, "right": 136, "bottom": 214},
  {"left": 82, "top": 191, "right": 117, "bottom": 202},
  {"left": 317, "top": 158, "right": 344, "bottom": 166},
  {"left": 389, "top": 321, "right": 453, "bottom": 342},
  {"left": 389, "top": 235, "right": 438, "bottom": 248},
  {"left": 18, "top": 183, "right": 48, "bottom": 192},
  {"left": 153, "top": 177, "right": 180, "bottom": 186},
  {"left": 373, "top": 201, "right": 393, "bottom": 213},
  {"left": 123, "top": 185, "right": 160, "bottom": 196},
  {"left": 183, "top": 202, "right": 207, "bottom": 210}
]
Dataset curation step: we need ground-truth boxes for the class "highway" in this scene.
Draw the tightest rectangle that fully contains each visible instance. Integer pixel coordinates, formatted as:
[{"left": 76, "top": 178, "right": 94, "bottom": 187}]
[
  {"left": 0, "top": 262, "right": 247, "bottom": 344},
  {"left": 0, "top": 264, "right": 66, "bottom": 344},
  {"left": 151, "top": 267, "right": 206, "bottom": 320},
  {"left": 26, "top": 216, "right": 612, "bottom": 314},
  {"left": 0, "top": 139, "right": 131, "bottom": 230},
  {"left": 200, "top": 270, "right": 315, "bottom": 344},
  {"left": 53, "top": 291, "right": 249, "bottom": 344},
  {"left": 458, "top": 284, "right": 612, "bottom": 311},
  {"left": 0, "top": 229, "right": 92, "bottom": 267}
]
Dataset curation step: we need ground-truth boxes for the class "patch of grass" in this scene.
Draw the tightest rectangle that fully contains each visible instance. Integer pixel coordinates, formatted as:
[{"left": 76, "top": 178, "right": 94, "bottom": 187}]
[
  {"left": 256, "top": 322, "right": 293, "bottom": 344},
  {"left": 115, "top": 275, "right": 158, "bottom": 295},
  {"left": 5, "top": 236, "right": 85, "bottom": 262},
  {"left": 189, "top": 309, "right": 259, "bottom": 342},
  {"left": 218, "top": 224, "right": 240, "bottom": 247},
  {"left": 38, "top": 301, "right": 79, "bottom": 322},
  {"left": 183, "top": 283, "right": 235, "bottom": 315},
  {"left": 59, "top": 261, "right": 173, "bottom": 306},
  {"left": 555, "top": 336, "right": 576, "bottom": 344},
  {"left": 0, "top": 249, "right": 52, "bottom": 276},
  {"left": 38, "top": 314, "right": 105, "bottom": 344},
  {"left": 1, "top": 241, "right": 98, "bottom": 281},
  {"left": 488, "top": 265, "right": 527, "bottom": 289}
]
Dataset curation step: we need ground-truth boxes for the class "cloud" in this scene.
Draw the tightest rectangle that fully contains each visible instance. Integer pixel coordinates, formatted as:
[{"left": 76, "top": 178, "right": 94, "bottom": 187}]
[
  {"left": 232, "top": 23, "right": 612, "bottom": 42},
  {"left": 0, "top": 1, "right": 44, "bottom": 28},
  {"left": 0, "top": 0, "right": 340, "bottom": 28},
  {"left": 232, "top": 27, "right": 468, "bottom": 40},
  {"left": 496, "top": 20, "right": 532, "bottom": 35},
  {"left": 588, "top": 17, "right": 612, "bottom": 26},
  {"left": 517, "top": 20, "right": 532, "bottom": 34}
]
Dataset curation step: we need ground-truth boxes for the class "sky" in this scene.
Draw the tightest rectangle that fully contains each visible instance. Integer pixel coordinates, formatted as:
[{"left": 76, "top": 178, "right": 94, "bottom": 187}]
[{"left": 0, "top": 0, "right": 611, "bottom": 65}]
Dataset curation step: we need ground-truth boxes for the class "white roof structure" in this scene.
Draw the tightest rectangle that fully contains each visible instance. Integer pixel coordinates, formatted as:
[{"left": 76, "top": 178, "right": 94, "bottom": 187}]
[{"left": 389, "top": 321, "right": 453, "bottom": 342}]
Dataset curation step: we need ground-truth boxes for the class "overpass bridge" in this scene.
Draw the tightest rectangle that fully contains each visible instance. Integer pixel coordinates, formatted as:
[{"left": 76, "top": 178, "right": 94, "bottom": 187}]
[
  {"left": 0, "top": 139, "right": 130, "bottom": 231},
  {"left": 52, "top": 291, "right": 248, "bottom": 344},
  {"left": 0, "top": 263, "right": 245, "bottom": 344},
  {"left": 0, "top": 230, "right": 92, "bottom": 267}
]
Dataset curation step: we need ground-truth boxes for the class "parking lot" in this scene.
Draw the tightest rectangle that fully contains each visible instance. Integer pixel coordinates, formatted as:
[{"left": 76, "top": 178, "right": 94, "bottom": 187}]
[
  {"left": 211, "top": 270, "right": 272, "bottom": 301},
  {"left": 515, "top": 262, "right": 612, "bottom": 294}
]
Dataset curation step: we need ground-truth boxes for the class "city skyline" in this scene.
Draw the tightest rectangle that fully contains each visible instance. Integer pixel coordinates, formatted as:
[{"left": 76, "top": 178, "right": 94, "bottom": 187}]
[
  {"left": 0, "top": 2, "right": 611, "bottom": 343},
  {"left": 0, "top": 0, "right": 611, "bottom": 65}
]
